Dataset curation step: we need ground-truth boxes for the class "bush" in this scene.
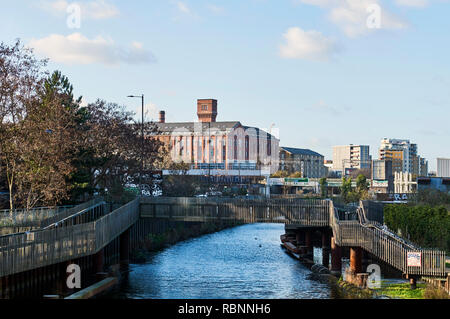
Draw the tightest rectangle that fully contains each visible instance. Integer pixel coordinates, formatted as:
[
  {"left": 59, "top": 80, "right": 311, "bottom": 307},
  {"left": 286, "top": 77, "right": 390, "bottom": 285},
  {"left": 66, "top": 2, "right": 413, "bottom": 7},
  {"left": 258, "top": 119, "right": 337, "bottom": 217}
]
[
  {"left": 423, "top": 285, "right": 449, "bottom": 299},
  {"left": 384, "top": 204, "right": 450, "bottom": 253}
]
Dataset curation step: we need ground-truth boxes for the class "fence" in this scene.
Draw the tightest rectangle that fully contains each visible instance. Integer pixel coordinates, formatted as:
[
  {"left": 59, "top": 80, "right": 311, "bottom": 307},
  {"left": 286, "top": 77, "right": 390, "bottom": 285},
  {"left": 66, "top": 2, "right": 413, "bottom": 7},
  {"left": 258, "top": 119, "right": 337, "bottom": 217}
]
[
  {"left": 0, "top": 206, "right": 74, "bottom": 229},
  {"left": 330, "top": 202, "right": 447, "bottom": 277},
  {"left": 0, "top": 196, "right": 446, "bottom": 279},
  {"left": 140, "top": 197, "right": 330, "bottom": 226},
  {"left": 0, "top": 198, "right": 140, "bottom": 278}
]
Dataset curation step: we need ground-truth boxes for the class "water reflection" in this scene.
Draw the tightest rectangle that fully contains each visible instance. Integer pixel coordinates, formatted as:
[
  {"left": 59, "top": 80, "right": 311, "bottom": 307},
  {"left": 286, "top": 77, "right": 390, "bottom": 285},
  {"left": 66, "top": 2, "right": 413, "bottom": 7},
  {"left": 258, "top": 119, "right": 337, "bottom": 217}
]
[{"left": 107, "top": 223, "right": 332, "bottom": 299}]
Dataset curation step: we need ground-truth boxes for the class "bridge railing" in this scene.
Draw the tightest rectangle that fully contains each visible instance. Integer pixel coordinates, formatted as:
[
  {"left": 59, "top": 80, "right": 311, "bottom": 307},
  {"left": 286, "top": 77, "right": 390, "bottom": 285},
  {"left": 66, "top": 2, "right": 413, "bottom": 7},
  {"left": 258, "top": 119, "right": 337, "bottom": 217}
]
[
  {"left": 0, "top": 206, "right": 74, "bottom": 230},
  {"left": 140, "top": 197, "right": 330, "bottom": 226},
  {"left": 0, "top": 198, "right": 140, "bottom": 278},
  {"left": 330, "top": 201, "right": 447, "bottom": 277}
]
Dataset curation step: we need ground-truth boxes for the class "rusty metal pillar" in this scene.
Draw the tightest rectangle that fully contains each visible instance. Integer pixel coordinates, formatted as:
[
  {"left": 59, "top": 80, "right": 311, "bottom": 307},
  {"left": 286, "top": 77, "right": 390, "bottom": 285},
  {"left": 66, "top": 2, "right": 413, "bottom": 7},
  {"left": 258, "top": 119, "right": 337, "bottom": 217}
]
[
  {"left": 330, "top": 236, "right": 342, "bottom": 275},
  {"left": 350, "top": 247, "right": 363, "bottom": 274},
  {"left": 120, "top": 228, "right": 130, "bottom": 267},
  {"left": 409, "top": 277, "right": 417, "bottom": 290}
]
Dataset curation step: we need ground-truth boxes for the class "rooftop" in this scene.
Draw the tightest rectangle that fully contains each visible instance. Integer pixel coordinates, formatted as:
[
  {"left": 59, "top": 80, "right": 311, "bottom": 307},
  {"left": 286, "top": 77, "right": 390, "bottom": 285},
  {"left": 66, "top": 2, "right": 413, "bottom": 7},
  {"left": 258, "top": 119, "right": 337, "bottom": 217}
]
[{"left": 281, "top": 147, "right": 324, "bottom": 157}]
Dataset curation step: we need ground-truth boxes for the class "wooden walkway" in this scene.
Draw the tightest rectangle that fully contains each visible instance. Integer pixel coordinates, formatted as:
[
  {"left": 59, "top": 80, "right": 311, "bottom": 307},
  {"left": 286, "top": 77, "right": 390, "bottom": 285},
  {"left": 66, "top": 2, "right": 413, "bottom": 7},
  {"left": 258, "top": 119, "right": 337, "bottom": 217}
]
[
  {"left": 0, "top": 199, "right": 139, "bottom": 278},
  {"left": 0, "top": 196, "right": 447, "bottom": 280}
]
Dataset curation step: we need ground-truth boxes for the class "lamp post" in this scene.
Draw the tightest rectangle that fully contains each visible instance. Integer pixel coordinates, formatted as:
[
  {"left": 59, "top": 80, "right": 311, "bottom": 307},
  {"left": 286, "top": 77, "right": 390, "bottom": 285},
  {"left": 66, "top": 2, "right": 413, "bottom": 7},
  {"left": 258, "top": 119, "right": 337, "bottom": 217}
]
[{"left": 127, "top": 94, "right": 145, "bottom": 195}]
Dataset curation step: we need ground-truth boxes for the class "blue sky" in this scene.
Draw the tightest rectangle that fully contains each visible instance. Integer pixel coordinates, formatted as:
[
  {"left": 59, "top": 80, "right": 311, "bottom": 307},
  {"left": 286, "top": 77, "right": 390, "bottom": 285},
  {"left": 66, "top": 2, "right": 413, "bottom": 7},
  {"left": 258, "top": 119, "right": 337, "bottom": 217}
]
[{"left": 1, "top": 0, "right": 449, "bottom": 170}]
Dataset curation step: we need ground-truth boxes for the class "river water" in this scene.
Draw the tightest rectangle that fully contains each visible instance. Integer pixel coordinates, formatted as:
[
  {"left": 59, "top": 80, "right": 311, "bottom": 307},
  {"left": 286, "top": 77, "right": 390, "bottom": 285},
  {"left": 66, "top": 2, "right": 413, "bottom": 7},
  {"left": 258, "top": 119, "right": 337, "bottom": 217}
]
[{"left": 106, "top": 223, "right": 333, "bottom": 299}]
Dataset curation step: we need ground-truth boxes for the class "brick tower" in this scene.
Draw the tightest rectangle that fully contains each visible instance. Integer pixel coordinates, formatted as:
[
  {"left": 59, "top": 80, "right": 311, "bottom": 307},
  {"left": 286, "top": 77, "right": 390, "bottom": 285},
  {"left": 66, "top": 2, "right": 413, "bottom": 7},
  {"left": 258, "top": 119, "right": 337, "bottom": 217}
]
[{"left": 197, "top": 99, "right": 218, "bottom": 123}]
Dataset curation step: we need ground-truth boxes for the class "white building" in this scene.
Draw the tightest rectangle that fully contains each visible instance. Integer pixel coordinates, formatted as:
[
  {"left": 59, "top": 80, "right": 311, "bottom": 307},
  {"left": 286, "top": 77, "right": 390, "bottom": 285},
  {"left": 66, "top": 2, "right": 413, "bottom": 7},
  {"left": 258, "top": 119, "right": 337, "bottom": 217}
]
[
  {"left": 394, "top": 171, "right": 416, "bottom": 194},
  {"left": 380, "top": 138, "right": 420, "bottom": 174},
  {"left": 437, "top": 158, "right": 450, "bottom": 177},
  {"left": 332, "top": 145, "right": 370, "bottom": 172}
]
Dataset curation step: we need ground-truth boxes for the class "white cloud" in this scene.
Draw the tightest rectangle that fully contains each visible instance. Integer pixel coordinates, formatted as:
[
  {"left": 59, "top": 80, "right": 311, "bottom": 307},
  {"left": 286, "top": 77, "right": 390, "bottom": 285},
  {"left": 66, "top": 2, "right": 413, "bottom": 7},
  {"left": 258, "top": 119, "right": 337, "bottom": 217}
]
[
  {"left": 279, "top": 27, "right": 339, "bottom": 61},
  {"left": 394, "top": 0, "right": 429, "bottom": 7},
  {"left": 28, "top": 33, "right": 156, "bottom": 65},
  {"left": 39, "top": 0, "right": 119, "bottom": 20},
  {"left": 207, "top": 4, "right": 226, "bottom": 15},
  {"left": 294, "top": 0, "right": 408, "bottom": 37},
  {"left": 176, "top": 1, "right": 192, "bottom": 14},
  {"left": 131, "top": 102, "right": 159, "bottom": 122}
]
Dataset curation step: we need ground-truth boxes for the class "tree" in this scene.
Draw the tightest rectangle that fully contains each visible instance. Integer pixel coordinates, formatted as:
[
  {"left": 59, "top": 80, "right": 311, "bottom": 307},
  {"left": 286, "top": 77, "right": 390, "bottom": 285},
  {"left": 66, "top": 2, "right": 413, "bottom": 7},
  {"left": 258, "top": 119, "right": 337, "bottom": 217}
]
[
  {"left": 355, "top": 174, "right": 369, "bottom": 200},
  {"left": 340, "top": 177, "right": 353, "bottom": 203},
  {"left": 0, "top": 41, "right": 167, "bottom": 208},
  {"left": 319, "top": 177, "right": 328, "bottom": 197},
  {"left": 71, "top": 100, "right": 165, "bottom": 202},
  {"left": 0, "top": 40, "right": 47, "bottom": 209}
]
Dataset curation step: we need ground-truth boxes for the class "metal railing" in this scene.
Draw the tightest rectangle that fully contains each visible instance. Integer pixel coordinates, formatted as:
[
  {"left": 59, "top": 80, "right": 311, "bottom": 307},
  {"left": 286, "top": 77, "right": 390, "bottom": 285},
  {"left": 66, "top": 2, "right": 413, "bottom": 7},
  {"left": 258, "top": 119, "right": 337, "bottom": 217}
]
[
  {"left": 140, "top": 197, "right": 331, "bottom": 226},
  {"left": 330, "top": 201, "right": 446, "bottom": 277},
  {"left": 0, "top": 198, "right": 140, "bottom": 278},
  {"left": 0, "top": 196, "right": 446, "bottom": 279},
  {"left": 0, "top": 206, "right": 74, "bottom": 229}
]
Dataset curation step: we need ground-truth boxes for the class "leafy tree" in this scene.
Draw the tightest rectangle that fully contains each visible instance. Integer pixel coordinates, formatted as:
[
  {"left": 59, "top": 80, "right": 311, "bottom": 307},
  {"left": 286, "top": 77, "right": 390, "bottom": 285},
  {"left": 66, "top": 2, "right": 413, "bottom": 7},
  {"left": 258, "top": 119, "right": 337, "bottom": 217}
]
[
  {"left": 356, "top": 174, "right": 369, "bottom": 200},
  {"left": 319, "top": 177, "right": 328, "bottom": 197},
  {"left": 340, "top": 177, "right": 353, "bottom": 203},
  {"left": 384, "top": 204, "right": 450, "bottom": 253}
]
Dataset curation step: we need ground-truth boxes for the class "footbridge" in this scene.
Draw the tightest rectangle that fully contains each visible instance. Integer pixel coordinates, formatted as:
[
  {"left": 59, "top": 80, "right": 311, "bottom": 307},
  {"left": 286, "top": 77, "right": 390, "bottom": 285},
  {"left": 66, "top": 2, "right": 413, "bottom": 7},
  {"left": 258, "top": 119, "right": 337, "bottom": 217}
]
[{"left": 0, "top": 197, "right": 448, "bottom": 298}]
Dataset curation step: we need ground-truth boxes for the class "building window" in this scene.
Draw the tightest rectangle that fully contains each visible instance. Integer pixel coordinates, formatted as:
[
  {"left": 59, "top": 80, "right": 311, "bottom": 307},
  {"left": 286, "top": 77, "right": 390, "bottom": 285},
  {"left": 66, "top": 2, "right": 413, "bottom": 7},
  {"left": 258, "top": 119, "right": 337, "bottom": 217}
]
[
  {"left": 197, "top": 137, "right": 202, "bottom": 161},
  {"left": 210, "top": 136, "right": 215, "bottom": 162},
  {"left": 234, "top": 135, "right": 238, "bottom": 161},
  {"left": 267, "top": 136, "right": 272, "bottom": 157},
  {"left": 222, "top": 136, "right": 227, "bottom": 162},
  {"left": 202, "top": 138, "right": 206, "bottom": 163},
  {"left": 201, "top": 105, "right": 208, "bottom": 111},
  {"left": 245, "top": 136, "right": 249, "bottom": 161},
  {"left": 179, "top": 137, "right": 183, "bottom": 156}
]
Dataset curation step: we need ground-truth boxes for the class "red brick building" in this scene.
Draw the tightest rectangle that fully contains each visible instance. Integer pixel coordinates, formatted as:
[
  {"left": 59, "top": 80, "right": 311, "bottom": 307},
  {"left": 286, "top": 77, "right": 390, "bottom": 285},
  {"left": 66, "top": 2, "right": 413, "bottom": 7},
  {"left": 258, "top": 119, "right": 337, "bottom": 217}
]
[{"left": 154, "top": 99, "right": 279, "bottom": 176}]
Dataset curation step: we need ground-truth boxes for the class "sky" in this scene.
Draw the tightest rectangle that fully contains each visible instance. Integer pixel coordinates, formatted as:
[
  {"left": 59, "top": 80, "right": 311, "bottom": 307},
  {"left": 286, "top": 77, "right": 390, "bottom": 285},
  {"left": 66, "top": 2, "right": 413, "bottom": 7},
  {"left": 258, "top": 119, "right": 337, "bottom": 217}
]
[{"left": 1, "top": 0, "right": 449, "bottom": 170}]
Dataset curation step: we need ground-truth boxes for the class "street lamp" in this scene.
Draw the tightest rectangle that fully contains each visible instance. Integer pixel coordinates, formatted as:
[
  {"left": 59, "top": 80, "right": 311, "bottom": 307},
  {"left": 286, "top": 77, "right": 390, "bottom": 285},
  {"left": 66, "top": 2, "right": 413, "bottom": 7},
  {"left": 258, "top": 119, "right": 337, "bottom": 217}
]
[{"left": 127, "top": 94, "right": 145, "bottom": 195}]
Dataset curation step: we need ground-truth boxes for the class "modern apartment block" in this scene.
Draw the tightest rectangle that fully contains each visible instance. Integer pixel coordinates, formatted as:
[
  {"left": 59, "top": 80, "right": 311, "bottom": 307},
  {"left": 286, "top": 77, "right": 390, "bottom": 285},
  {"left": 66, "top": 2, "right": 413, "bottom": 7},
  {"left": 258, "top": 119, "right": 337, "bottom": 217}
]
[
  {"left": 279, "top": 147, "right": 327, "bottom": 178},
  {"left": 332, "top": 145, "right": 371, "bottom": 173},
  {"left": 372, "top": 159, "right": 394, "bottom": 193},
  {"left": 437, "top": 158, "right": 450, "bottom": 177},
  {"left": 379, "top": 138, "right": 427, "bottom": 176}
]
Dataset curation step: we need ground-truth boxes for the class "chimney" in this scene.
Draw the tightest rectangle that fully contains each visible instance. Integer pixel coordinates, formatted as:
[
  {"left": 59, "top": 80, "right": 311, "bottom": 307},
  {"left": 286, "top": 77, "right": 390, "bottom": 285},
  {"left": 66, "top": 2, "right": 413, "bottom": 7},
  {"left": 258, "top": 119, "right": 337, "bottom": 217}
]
[{"left": 159, "top": 111, "right": 166, "bottom": 123}]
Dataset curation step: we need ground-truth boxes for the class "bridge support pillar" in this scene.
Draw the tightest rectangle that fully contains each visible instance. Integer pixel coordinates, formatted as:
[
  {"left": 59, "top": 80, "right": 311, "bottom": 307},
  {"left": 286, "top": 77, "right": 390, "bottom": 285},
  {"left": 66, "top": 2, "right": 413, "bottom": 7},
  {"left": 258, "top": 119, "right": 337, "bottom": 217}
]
[
  {"left": 321, "top": 232, "right": 330, "bottom": 267},
  {"left": 94, "top": 249, "right": 105, "bottom": 274},
  {"left": 305, "top": 231, "right": 313, "bottom": 259},
  {"left": 295, "top": 232, "right": 303, "bottom": 246},
  {"left": 409, "top": 277, "right": 417, "bottom": 290},
  {"left": 120, "top": 228, "right": 130, "bottom": 267},
  {"left": 350, "top": 247, "right": 363, "bottom": 274},
  {"left": 330, "top": 237, "right": 342, "bottom": 275}
]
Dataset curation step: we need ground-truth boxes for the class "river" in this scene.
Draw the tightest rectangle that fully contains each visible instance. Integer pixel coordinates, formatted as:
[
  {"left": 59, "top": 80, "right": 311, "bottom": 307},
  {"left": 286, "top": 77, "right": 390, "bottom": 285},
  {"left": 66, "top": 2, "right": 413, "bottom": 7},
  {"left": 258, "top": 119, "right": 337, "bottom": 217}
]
[{"left": 105, "top": 223, "right": 333, "bottom": 299}]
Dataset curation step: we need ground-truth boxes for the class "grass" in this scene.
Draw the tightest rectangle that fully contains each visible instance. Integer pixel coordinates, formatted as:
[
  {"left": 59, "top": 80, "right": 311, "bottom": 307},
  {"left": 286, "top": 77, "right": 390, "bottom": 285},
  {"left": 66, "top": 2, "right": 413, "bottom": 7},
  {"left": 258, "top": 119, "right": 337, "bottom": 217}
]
[{"left": 375, "top": 282, "right": 426, "bottom": 299}]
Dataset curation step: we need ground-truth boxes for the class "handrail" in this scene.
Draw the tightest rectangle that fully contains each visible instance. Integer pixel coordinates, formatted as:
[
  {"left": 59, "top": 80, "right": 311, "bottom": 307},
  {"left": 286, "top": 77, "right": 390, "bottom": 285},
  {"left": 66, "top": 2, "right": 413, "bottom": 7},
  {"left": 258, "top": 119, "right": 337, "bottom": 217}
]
[
  {"left": 0, "top": 197, "right": 140, "bottom": 278},
  {"left": 329, "top": 200, "right": 446, "bottom": 277}
]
